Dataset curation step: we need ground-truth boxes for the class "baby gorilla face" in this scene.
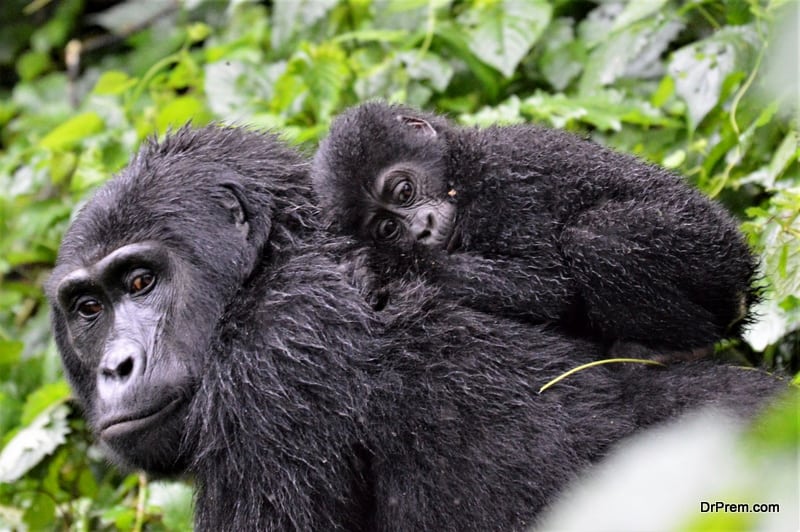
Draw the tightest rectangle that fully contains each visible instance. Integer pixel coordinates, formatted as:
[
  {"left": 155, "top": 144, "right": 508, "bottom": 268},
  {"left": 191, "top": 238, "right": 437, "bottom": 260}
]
[{"left": 360, "top": 162, "right": 457, "bottom": 249}]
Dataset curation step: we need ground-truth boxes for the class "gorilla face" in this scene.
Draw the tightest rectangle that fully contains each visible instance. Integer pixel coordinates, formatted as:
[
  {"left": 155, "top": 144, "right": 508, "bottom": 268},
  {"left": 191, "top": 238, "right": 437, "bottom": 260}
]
[
  {"left": 360, "top": 161, "right": 457, "bottom": 249},
  {"left": 45, "top": 127, "right": 284, "bottom": 475},
  {"left": 50, "top": 241, "right": 198, "bottom": 474}
]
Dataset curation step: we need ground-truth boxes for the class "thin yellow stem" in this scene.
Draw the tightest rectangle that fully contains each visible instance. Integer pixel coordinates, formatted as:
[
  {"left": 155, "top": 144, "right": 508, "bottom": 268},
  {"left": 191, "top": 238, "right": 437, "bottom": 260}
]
[{"left": 539, "top": 358, "right": 666, "bottom": 394}]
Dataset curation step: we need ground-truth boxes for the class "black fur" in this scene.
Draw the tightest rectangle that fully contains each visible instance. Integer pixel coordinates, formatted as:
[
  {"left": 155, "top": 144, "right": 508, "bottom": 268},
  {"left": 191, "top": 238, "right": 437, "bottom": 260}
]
[
  {"left": 47, "top": 126, "right": 785, "bottom": 531},
  {"left": 312, "top": 102, "right": 759, "bottom": 352}
]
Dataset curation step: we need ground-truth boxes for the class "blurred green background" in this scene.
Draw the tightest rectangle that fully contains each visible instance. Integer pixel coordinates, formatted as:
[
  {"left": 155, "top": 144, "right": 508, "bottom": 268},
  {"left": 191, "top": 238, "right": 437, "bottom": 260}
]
[{"left": 0, "top": 0, "right": 797, "bottom": 530}]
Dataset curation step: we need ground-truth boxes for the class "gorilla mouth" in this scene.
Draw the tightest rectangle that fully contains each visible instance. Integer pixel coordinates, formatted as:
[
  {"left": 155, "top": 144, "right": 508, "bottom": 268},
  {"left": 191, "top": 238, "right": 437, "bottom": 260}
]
[{"left": 98, "top": 396, "right": 186, "bottom": 439}]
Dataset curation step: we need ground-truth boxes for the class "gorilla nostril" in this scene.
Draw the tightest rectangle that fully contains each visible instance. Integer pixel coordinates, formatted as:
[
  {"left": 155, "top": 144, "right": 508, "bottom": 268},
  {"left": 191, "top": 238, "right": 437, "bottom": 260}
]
[
  {"left": 417, "top": 229, "right": 432, "bottom": 241},
  {"left": 102, "top": 356, "right": 135, "bottom": 380},
  {"left": 426, "top": 213, "right": 435, "bottom": 228}
]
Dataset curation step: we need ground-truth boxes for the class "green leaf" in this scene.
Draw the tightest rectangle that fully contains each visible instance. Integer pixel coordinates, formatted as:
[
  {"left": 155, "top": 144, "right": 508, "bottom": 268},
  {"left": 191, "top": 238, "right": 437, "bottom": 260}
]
[
  {"left": 651, "top": 75, "right": 675, "bottom": 108},
  {"left": 0, "top": 340, "right": 23, "bottom": 366},
  {"left": 20, "top": 381, "right": 71, "bottom": 425},
  {"left": 538, "top": 19, "right": 586, "bottom": 91},
  {"left": 520, "top": 90, "right": 675, "bottom": 131},
  {"left": 459, "top": 0, "right": 552, "bottom": 78},
  {"left": 668, "top": 25, "right": 760, "bottom": 129},
  {"left": 579, "top": 16, "right": 683, "bottom": 94},
  {"left": 16, "top": 50, "right": 52, "bottom": 81},
  {"left": 187, "top": 22, "right": 211, "bottom": 43},
  {"left": 155, "top": 96, "right": 211, "bottom": 133},
  {"left": 40, "top": 112, "right": 104, "bottom": 150},
  {"left": 662, "top": 149, "right": 686, "bottom": 169},
  {"left": 765, "top": 131, "right": 799, "bottom": 189},
  {"left": 398, "top": 52, "right": 454, "bottom": 92},
  {"left": 434, "top": 22, "right": 501, "bottom": 100},
  {"left": 23, "top": 492, "right": 57, "bottom": 530},
  {"left": 147, "top": 481, "right": 194, "bottom": 531},
  {"left": 611, "top": 0, "right": 669, "bottom": 32},
  {"left": 0, "top": 404, "right": 70, "bottom": 483},
  {"left": 101, "top": 506, "right": 137, "bottom": 530},
  {"left": 92, "top": 71, "right": 138, "bottom": 95},
  {"left": 460, "top": 96, "right": 524, "bottom": 126},
  {"left": 271, "top": 0, "right": 338, "bottom": 51}
]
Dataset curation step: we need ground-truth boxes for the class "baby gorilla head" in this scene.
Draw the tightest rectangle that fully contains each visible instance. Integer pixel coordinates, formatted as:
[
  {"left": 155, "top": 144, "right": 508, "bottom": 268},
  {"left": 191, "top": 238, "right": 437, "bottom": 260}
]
[
  {"left": 313, "top": 102, "right": 458, "bottom": 250},
  {"left": 363, "top": 161, "right": 457, "bottom": 248}
]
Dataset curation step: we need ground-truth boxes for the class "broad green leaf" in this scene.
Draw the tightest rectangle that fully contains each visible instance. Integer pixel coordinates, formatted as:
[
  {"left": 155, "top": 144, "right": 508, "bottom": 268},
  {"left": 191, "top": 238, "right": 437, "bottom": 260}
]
[
  {"left": 20, "top": 381, "right": 71, "bottom": 425},
  {"left": 0, "top": 392, "right": 22, "bottom": 437},
  {"left": 147, "top": 481, "right": 194, "bottom": 531},
  {"left": 0, "top": 340, "right": 23, "bottom": 366},
  {"left": 101, "top": 506, "right": 137, "bottom": 529},
  {"left": 187, "top": 22, "right": 211, "bottom": 43},
  {"left": 662, "top": 149, "right": 686, "bottom": 169},
  {"left": 434, "top": 22, "right": 501, "bottom": 100},
  {"left": 271, "top": 0, "right": 338, "bottom": 51},
  {"left": 305, "top": 44, "right": 350, "bottom": 121},
  {"left": 91, "top": 0, "right": 170, "bottom": 35},
  {"left": 0, "top": 404, "right": 70, "bottom": 483},
  {"left": 40, "top": 112, "right": 104, "bottom": 150},
  {"left": 92, "top": 71, "right": 137, "bottom": 95},
  {"left": 745, "top": 392, "right": 800, "bottom": 453},
  {"left": 668, "top": 25, "right": 760, "bottom": 129},
  {"left": 275, "top": 43, "right": 349, "bottom": 122},
  {"left": 520, "top": 90, "right": 675, "bottom": 131},
  {"left": 459, "top": 0, "right": 552, "bottom": 78},
  {"left": 460, "top": 96, "right": 524, "bottom": 126},
  {"left": 577, "top": 2, "right": 623, "bottom": 49},
  {"left": 16, "top": 50, "right": 52, "bottom": 81},
  {"left": 398, "top": 52, "right": 454, "bottom": 92},
  {"left": 765, "top": 131, "right": 799, "bottom": 189},
  {"left": 611, "top": 0, "right": 669, "bottom": 32},
  {"left": 538, "top": 18, "right": 586, "bottom": 91},
  {"left": 48, "top": 151, "right": 78, "bottom": 185},
  {"left": 579, "top": 17, "right": 683, "bottom": 94},
  {"left": 155, "top": 96, "right": 211, "bottom": 134},
  {"left": 651, "top": 75, "right": 674, "bottom": 108},
  {"left": 23, "top": 491, "right": 57, "bottom": 530}
]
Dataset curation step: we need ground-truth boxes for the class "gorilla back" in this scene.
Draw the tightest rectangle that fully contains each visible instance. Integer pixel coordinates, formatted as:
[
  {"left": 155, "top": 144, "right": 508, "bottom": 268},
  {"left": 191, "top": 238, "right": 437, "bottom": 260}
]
[{"left": 47, "top": 126, "right": 785, "bottom": 531}]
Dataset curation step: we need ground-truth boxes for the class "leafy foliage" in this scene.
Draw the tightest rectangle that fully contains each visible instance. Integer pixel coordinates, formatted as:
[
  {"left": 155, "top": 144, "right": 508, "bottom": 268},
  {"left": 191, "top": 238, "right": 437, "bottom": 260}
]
[{"left": 0, "top": 0, "right": 796, "bottom": 529}]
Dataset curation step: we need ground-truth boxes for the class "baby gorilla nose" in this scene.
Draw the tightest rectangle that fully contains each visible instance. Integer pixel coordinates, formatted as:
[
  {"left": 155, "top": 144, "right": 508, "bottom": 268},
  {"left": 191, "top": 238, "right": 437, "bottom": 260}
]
[{"left": 411, "top": 211, "right": 436, "bottom": 242}]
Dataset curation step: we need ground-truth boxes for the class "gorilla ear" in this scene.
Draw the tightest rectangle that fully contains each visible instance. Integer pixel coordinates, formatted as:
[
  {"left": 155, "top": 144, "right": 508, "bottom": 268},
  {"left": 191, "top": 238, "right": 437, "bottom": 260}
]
[
  {"left": 219, "top": 185, "right": 249, "bottom": 238},
  {"left": 397, "top": 115, "right": 437, "bottom": 138}
]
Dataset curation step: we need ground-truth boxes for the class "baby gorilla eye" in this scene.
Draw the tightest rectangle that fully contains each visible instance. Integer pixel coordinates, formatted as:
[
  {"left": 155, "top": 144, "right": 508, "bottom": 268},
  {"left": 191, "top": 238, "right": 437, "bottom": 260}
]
[
  {"left": 77, "top": 298, "right": 103, "bottom": 319},
  {"left": 393, "top": 180, "right": 414, "bottom": 205},
  {"left": 374, "top": 218, "right": 401, "bottom": 242},
  {"left": 129, "top": 271, "right": 155, "bottom": 295}
]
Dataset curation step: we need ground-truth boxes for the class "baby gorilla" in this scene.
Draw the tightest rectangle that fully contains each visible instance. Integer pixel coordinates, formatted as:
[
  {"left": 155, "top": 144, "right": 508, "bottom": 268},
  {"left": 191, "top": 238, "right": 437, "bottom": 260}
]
[{"left": 312, "top": 102, "right": 758, "bottom": 354}]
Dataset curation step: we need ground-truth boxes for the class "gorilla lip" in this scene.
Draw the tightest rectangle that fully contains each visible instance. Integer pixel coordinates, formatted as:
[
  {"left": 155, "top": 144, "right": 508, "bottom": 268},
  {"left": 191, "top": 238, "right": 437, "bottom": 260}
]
[{"left": 98, "top": 396, "right": 185, "bottom": 439}]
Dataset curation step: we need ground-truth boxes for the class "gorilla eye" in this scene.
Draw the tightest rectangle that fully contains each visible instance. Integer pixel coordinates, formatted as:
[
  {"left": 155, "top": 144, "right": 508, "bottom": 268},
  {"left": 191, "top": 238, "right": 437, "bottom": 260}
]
[
  {"left": 129, "top": 271, "right": 155, "bottom": 295},
  {"left": 393, "top": 181, "right": 414, "bottom": 205},
  {"left": 375, "top": 218, "right": 401, "bottom": 241},
  {"left": 77, "top": 299, "right": 103, "bottom": 319}
]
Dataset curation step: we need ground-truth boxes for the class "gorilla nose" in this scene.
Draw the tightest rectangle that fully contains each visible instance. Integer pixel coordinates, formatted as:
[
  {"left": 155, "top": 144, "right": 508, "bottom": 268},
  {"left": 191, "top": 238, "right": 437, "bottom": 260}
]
[
  {"left": 98, "top": 342, "right": 145, "bottom": 398},
  {"left": 413, "top": 212, "right": 436, "bottom": 241}
]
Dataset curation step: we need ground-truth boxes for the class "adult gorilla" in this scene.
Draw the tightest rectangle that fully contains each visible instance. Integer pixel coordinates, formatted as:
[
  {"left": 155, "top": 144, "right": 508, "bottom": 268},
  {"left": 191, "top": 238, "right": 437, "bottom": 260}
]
[{"left": 46, "top": 126, "right": 785, "bottom": 531}]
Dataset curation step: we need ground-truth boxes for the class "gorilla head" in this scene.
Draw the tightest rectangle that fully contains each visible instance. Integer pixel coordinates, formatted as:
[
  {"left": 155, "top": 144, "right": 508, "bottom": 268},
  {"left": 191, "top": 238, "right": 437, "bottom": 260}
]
[
  {"left": 45, "top": 126, "right": 310, "bottom": 474},
  {"left": 312, "top": 102, "right": 459, "bottom": 250}
]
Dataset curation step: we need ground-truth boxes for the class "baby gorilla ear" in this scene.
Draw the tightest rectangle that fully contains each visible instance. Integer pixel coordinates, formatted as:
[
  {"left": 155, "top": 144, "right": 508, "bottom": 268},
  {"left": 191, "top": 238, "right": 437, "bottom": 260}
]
[
  {"left": 219, "top": 185, "right": 249, "bottom": 238},
  {"left": 397, "top": 115, "right": 437, "bottom": 138}
]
